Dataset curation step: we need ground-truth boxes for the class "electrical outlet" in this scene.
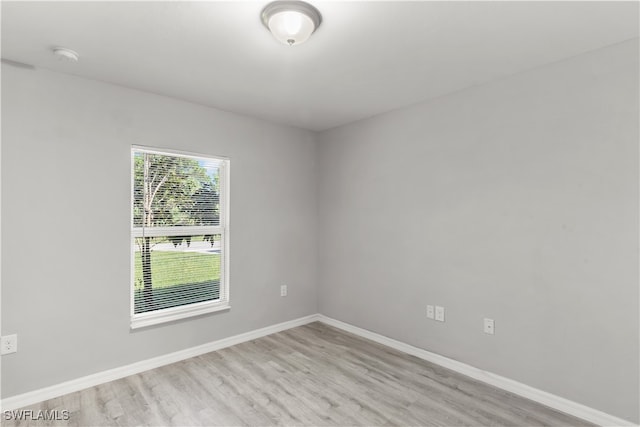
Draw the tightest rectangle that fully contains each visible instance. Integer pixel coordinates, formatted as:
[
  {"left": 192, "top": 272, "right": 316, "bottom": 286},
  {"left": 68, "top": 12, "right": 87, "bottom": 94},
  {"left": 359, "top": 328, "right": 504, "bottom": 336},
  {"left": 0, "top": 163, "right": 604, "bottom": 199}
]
[
  {"left": 280, "top": 285, "right": 287, "bottom": 297},
  {"left": 483, "top": 318, "right": 495, "bottom": 335},
  {"left": 435, "top": 306, "right": 445, "bottom": 322},
  {"left": 1, "top": 334, "right": 18, "bottom": 355},
  {"left": 426, "top": 305, "right": 435, "bottom": 319}
]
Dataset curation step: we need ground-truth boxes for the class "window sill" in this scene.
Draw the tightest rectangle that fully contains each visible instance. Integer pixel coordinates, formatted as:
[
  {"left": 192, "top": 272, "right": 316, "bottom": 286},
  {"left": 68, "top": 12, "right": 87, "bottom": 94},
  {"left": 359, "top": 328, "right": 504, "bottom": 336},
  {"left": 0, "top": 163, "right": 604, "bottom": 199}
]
[{"left": 131, "top": 301, "right": 230, "bottom": 329}]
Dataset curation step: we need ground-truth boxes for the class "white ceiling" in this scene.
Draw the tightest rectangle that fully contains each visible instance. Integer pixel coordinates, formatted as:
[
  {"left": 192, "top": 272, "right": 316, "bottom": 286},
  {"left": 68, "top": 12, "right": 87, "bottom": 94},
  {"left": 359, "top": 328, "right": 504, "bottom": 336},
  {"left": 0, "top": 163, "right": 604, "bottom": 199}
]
[{"left": 2, "top": 1, "right": 638, "bottom": 131}]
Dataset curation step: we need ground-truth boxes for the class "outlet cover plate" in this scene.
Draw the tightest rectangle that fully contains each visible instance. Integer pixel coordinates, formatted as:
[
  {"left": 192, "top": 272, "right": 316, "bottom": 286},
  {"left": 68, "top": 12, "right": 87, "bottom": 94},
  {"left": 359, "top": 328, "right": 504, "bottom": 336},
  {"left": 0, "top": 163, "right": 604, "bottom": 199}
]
[
  {"left": 426, "top": 305, "right": 435, "bottom": 319},
  {"left": 484, "top": 318, "right": 495, "bottom": 334},
  {"left": 435, "top": 306, "right": 445, "bottom": 322},
  {"left": 1, "top": 334, "right": 17, "bottom": 355}
]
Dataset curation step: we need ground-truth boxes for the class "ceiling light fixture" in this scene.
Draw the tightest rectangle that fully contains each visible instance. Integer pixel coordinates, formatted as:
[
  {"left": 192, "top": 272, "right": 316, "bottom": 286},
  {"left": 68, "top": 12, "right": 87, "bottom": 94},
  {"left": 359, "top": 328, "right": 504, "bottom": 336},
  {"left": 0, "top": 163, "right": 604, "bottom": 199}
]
[
  {"left": 261, "top": 1, "right": 322, "bottom": 46},
  {"left": 52, "top": 47, "right": 79, "bottom": 62}
]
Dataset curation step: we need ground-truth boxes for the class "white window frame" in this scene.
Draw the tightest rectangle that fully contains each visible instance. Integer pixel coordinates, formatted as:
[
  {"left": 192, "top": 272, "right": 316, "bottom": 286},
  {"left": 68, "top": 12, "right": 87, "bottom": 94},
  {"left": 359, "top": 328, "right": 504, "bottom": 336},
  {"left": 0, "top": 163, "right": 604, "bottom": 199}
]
[{"left": 130, "top": 146, "right": 230, "bottom": 329}]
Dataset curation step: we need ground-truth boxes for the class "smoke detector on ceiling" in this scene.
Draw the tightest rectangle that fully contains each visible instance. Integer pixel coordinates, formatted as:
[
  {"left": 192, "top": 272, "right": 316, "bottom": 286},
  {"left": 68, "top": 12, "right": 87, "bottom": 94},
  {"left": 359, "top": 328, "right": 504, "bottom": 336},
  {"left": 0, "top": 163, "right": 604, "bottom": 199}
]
[{"left": 52, "top": 47, "right": 79, "bottom": 62}]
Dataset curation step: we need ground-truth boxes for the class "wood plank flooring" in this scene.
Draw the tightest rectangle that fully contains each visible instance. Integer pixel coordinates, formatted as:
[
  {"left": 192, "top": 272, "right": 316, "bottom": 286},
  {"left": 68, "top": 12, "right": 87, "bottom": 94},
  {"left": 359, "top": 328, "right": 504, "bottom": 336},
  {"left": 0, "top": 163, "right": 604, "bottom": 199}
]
[{"left": 3, "top": 322, "right": 594, "bottom": 426}]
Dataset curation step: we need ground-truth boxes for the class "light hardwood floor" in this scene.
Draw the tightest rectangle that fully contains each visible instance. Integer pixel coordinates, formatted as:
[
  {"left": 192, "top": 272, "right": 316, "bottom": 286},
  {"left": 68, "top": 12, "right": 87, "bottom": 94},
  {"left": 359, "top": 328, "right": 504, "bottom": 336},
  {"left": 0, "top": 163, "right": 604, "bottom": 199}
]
[{"left": 3, "top": 322, "right": 593, "bottom": 426}]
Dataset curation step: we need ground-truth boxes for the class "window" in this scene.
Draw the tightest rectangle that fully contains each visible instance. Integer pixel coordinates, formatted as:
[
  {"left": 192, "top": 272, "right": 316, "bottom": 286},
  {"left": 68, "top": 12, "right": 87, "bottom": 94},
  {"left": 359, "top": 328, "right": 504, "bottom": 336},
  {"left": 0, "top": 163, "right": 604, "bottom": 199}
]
[{"left": 131, "top": 146, "right": 229, "bottom": 328}]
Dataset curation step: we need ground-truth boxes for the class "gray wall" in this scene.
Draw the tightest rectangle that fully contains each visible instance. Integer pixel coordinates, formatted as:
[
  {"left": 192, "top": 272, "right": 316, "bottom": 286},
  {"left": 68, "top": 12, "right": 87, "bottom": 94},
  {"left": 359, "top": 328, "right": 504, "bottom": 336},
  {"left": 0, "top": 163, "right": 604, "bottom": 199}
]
[
  {"left": 1, "top": 65, "right": 318, "bottom": 397},
  {"left": 317, "top": 39, "right": 639, "bottom": 423}
]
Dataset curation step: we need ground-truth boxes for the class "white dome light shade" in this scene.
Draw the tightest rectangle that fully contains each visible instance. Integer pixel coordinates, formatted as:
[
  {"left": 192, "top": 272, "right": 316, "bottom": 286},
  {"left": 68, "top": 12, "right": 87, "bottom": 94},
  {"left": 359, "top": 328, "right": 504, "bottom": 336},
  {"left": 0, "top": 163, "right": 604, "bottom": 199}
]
[
  {"left": 261, "top": 1, "right": 322, "bottom": 46},
  {"left": 269, "top": 11, "right": 315, "bottom": 45}
]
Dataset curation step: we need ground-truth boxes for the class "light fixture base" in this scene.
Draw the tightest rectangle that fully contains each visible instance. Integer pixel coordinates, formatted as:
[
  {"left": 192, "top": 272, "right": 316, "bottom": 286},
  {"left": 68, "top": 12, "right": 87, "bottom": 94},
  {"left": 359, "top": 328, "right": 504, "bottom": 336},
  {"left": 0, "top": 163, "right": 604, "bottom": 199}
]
[{"left": 261, "top": 1, "right": 322, "bottom": 46}]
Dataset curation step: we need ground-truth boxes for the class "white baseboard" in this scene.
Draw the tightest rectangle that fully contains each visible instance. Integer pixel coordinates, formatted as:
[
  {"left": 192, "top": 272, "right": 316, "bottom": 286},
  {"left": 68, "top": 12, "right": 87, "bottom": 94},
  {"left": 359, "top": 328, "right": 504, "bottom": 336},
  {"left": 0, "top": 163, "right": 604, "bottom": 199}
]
[
  {"left": 317, "top": 315, "right": 636, "bottom": 427},
  {"left": 2, "top": 313, "right": 636, "bottom": 427},
  {"left": 1, "top": 314, "right": 320, "bottom": 412}
]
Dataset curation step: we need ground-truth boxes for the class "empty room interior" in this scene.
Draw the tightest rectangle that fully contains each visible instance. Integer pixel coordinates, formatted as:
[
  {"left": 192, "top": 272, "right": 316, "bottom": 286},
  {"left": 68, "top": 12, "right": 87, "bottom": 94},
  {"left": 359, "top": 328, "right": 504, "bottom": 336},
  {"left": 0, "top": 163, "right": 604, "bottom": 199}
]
[{"left": 1, "top": 1, "right": 638, "bottom": 426}]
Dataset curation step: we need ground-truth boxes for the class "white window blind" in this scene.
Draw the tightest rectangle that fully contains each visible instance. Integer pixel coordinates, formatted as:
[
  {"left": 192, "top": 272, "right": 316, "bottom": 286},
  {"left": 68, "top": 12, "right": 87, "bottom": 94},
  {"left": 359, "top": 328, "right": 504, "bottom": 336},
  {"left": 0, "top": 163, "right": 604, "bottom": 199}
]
[{"left": 131, "top": 147, "right": 229, "bottom": 328}]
